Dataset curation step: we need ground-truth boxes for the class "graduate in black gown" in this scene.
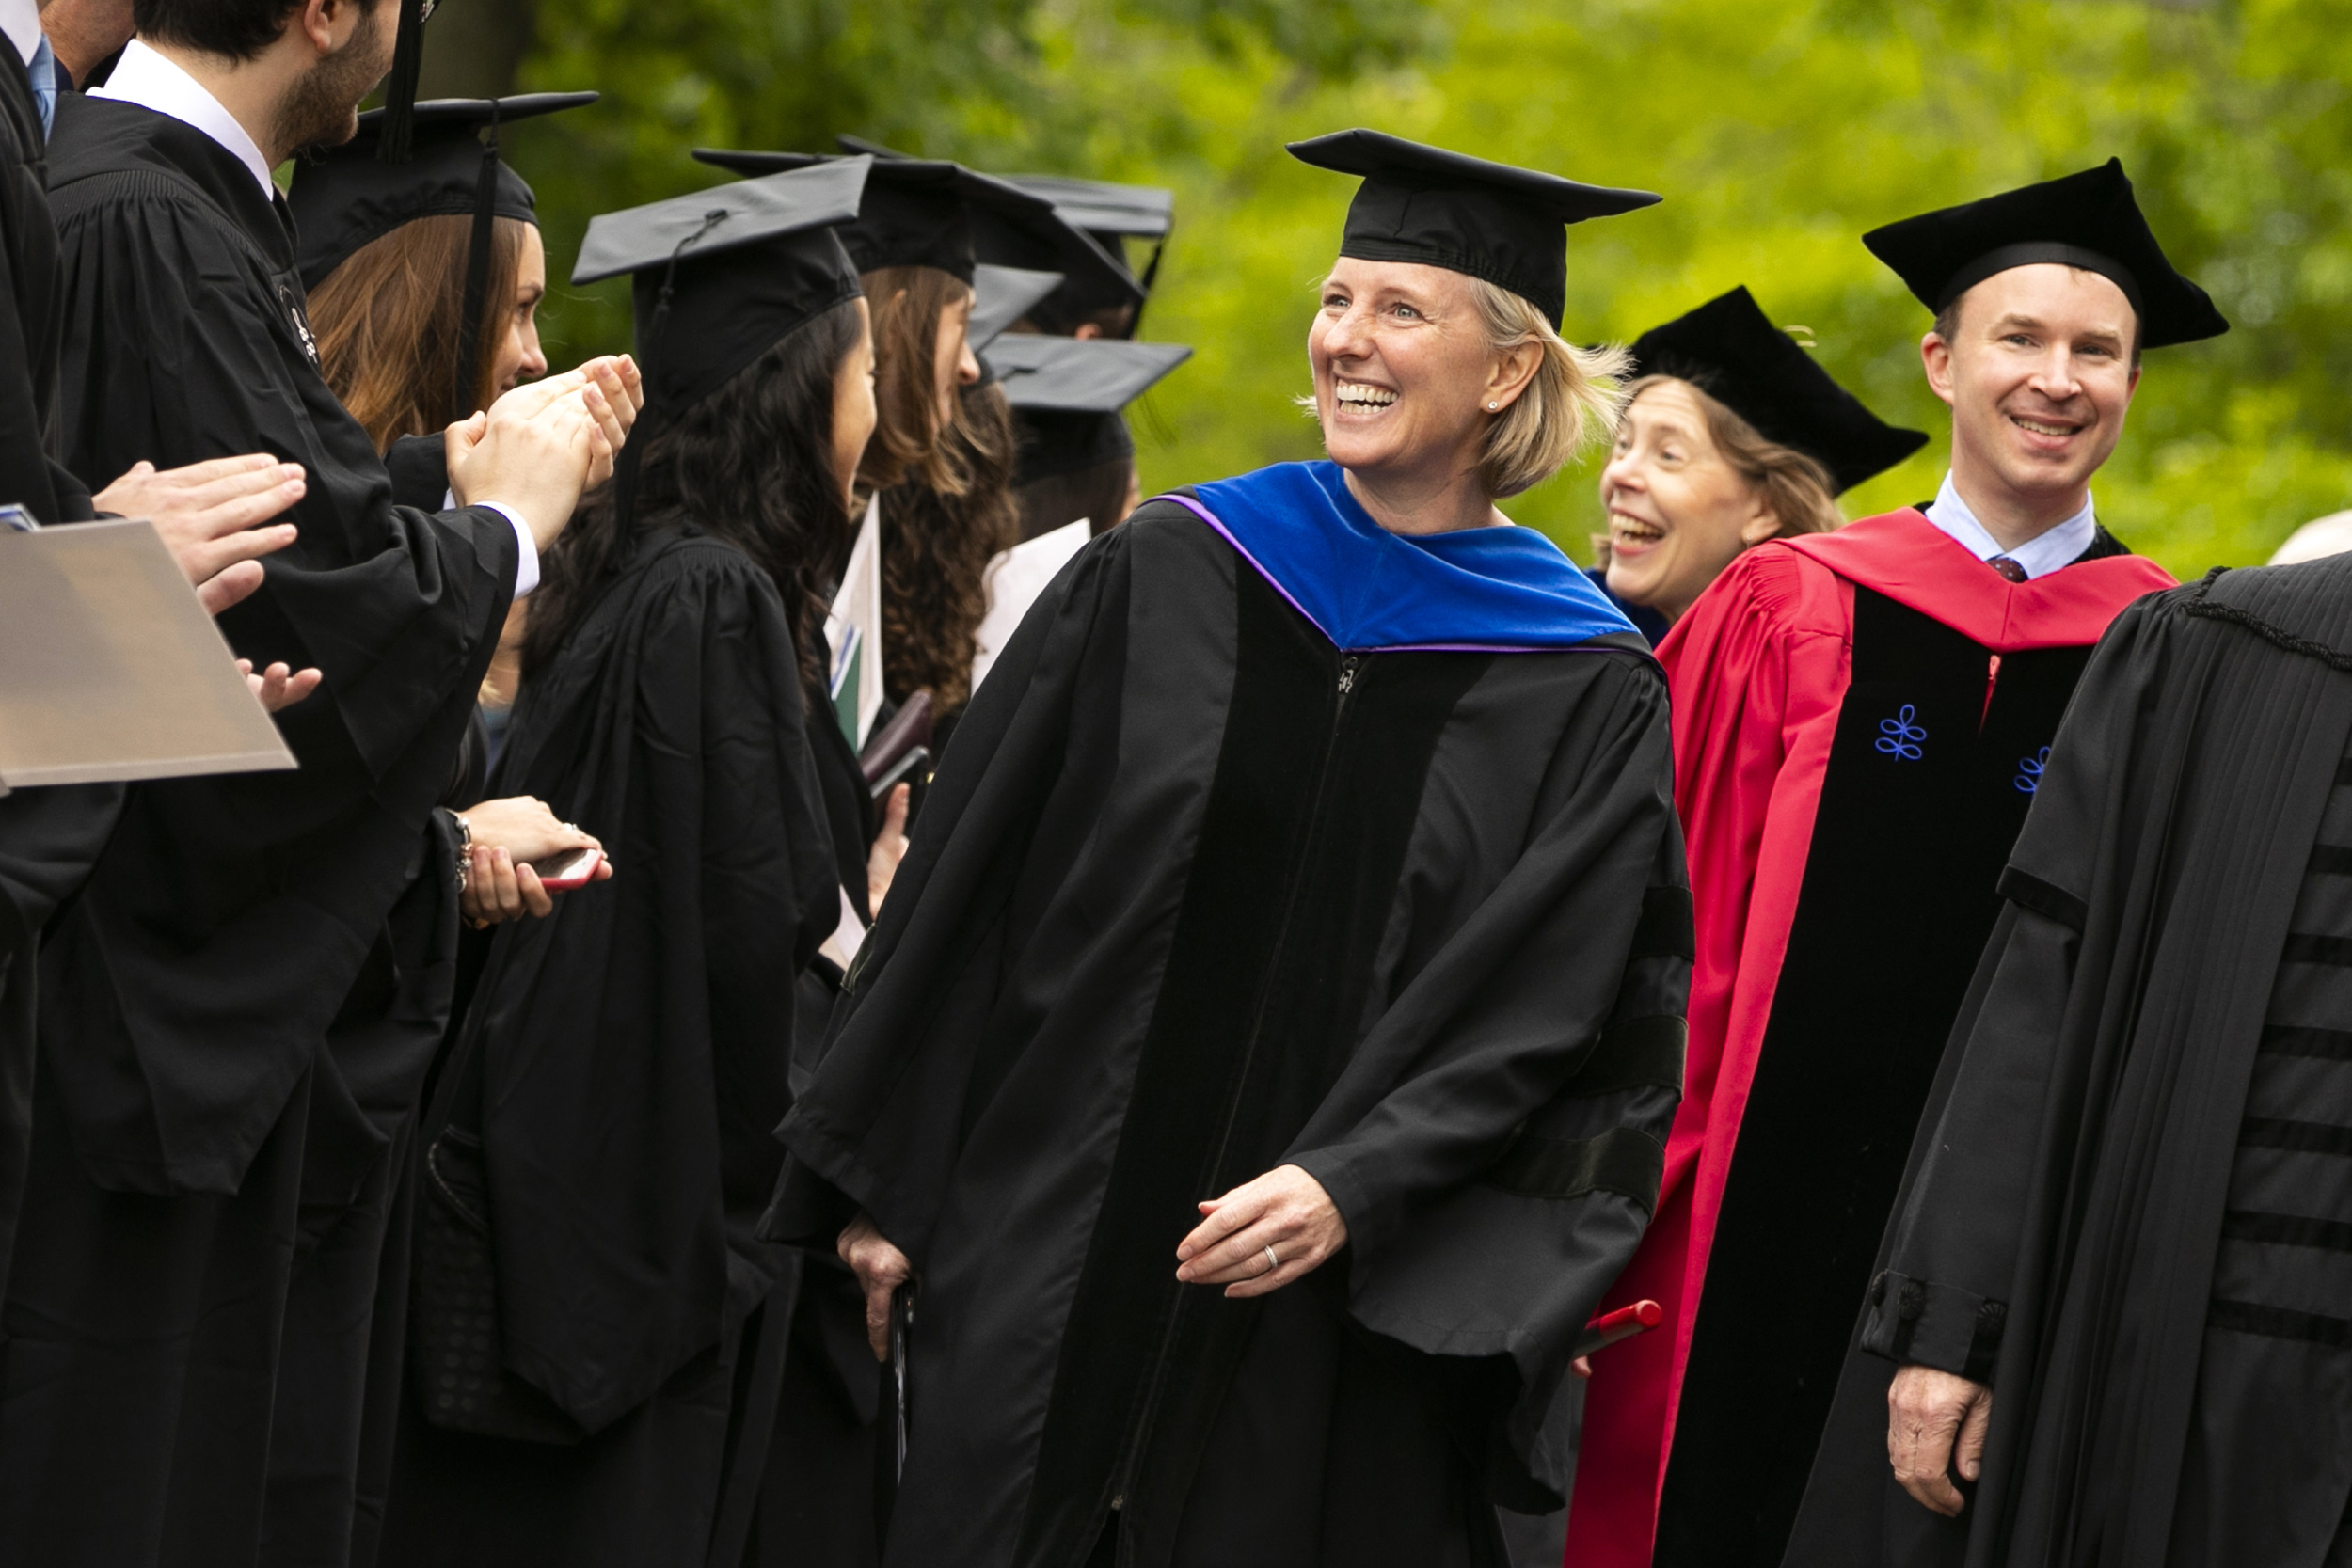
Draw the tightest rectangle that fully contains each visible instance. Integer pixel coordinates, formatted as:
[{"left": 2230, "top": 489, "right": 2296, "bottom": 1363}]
[
  {"left": 990, "top": 333, "right": 1192, "bottom": 540},
  {"left": 0, "top": 7, "right": 635, "bottom": 1562},
  {"left": 378, "top": 158, "right": 866, "bottom": 1568},
  {"left": 769, "top": 129, "right": 1688, "bottom": 1568},
  {"left": 1786, "top": 550, "right": 2352, "bottom": 1567}
]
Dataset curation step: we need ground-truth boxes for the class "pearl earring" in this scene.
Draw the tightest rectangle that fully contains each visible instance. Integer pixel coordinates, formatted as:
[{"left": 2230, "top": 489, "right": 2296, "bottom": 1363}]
[{"left": 1487, "top": 401, "right": 1500, "bottom": 411}]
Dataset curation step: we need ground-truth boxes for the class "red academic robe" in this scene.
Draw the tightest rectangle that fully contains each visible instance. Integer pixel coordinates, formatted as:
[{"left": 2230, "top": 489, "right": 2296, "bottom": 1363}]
[{"left": 1562, "top": 509, "right": 2173, "bottom": 1567}]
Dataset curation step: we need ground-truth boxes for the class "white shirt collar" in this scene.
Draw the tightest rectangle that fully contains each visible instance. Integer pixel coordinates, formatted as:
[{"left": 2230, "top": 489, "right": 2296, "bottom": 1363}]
[
  {"left": 0, "top": 0, "right": 41, "bottom": 67},
  {"left": 91, "top": 40, "right": 277, "bottom": 198},
  {"left": 1919, "top": 471, "right": 2097, "bottom": 582}
]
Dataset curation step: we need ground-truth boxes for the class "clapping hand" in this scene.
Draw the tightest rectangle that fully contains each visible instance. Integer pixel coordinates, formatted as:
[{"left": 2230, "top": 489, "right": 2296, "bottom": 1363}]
[{"left": 97, "top": 452, "right": 308, "bottom": 615}]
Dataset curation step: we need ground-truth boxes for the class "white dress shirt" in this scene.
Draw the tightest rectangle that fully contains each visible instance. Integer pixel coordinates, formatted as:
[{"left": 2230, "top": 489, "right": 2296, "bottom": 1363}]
[
  {"left": 0, "top": 0, "right": 41, "bottom": 66},
  {"left": 89, "top": 41, "right": 538, "bottom": 594},
  {"left": 1919, "top": 471, "right": 2097, "bottom": 582}
]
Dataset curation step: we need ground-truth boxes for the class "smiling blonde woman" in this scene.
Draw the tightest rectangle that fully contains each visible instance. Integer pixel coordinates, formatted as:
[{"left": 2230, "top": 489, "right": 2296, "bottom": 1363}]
[{"left": 767, "top": 129, "right": 1693, "bottom": 1566}]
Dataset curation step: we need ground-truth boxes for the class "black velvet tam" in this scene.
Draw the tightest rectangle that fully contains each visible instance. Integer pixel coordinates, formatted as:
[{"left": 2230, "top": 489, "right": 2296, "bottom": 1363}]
[
  {"left": 289, "top": 92, "right": 596, "bottom": 291},
  {"left": 1287, "top": 128, "right": 1660, "bottom": 327},
  {"left": 572, "top": 158, "right": 868, "bottom": 425},
  {"left": 1627, "top": 286, "right": 1929, "bottom": 494},
  {"left": 1863, "top": 158, "right": 2228, "bottom": 349}
]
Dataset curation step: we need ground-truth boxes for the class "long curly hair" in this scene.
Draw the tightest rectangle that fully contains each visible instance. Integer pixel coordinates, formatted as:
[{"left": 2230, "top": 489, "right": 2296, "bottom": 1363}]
[
  {"left": 522, "top": 298, "right": 867, "bottom": 696},
  {"left": 879, "top": 378, "right": 1020, "bottom": 712}
]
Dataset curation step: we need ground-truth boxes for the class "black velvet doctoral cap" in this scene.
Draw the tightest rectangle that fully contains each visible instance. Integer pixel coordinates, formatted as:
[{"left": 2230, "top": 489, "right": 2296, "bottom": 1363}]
[
  {"left": 1287, "top": 129, "right": 1661, "bottom": 328},
  {"left": 691, "top": 148, "right": 1059, "bottom": 286},
  {"left": 572, "top": 158, "right": 869, "bottom": 422},
  {"left": 290, "top": 92, "right": 597, "bottom": 291},
  {"left": 1863, "top": 158, "right": 2228, "bottom": 350},
  {"left": 1628, "top": 287, "right": 1930, "bottom": 494},
  {"left": 970, "top": 265, "right": 1065, "bottom": 353},
  {"left": 986, "top": 335, "right": 1192, "bottom": 483}
]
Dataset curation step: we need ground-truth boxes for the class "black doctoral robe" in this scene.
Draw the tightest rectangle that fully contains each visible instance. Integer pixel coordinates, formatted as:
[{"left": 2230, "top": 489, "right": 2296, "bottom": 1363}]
[
  {"left": 770, "top": 498, "right": 1690, "bottom": 1568},
  {"left": 0, "top": 95, "right": 518, "bottom": 1568},
  {"left": 380, "top": 524, "right": 837, "bottom": 1568},
  {"left": 1787, "top": 553, "right": 2352, "bottom": 1567}
]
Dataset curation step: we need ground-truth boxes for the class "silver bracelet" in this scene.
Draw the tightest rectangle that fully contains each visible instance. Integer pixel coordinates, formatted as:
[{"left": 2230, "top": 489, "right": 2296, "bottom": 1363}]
[{"left": 452, "top": 810, "right": 473, "bottom": 892}]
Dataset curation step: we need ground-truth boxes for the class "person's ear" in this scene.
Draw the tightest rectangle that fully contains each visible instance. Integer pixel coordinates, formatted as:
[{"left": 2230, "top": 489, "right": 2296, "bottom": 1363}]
[
  {"left": 1738, "top": 490, "right": 1783, "bottom": 548},
  {"left": 1921, "top": 331, "right": 1958, "bottom": 410},
  {"left": 1484, "top": 341, "right": 1542, "bottom": 414}
]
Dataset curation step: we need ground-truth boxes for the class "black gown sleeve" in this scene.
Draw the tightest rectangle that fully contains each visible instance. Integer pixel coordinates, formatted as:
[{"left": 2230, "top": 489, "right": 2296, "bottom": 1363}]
[{"left": 34, "top": 171, "right": 517, "bottom": 1195}]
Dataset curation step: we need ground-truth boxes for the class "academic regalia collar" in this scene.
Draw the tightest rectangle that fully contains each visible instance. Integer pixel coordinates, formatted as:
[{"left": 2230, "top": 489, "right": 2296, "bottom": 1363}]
[
  {"left": 1166, "top": 460, "right": 1638, "bottom": 653},
  {"left": 50, "top": 92, "right": 294, "bottom": 270},
  {"left": 1781, "top": 508, "right": 2173, "bottom": 652}
]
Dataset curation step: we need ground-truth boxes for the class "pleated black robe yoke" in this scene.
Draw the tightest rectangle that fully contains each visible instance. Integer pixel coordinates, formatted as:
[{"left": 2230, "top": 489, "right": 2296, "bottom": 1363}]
[
  {"left": 772, "top": 466, "right": 1692, "bottom": 1568},
  {"left": 1788, "top": 555, "right": 2352, "bottom": 1567}
]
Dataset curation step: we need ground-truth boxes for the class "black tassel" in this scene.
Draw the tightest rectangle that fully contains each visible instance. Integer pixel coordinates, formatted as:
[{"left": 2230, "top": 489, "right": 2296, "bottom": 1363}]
[
  {"left": 452, "top": 102, "right": 501, "bottom": 421},
  {"left": 616, "top": 208, "right": 731, "bottom": 528},
  {"left": 376, "top": 0, "right": 426, "bottom": 164}
]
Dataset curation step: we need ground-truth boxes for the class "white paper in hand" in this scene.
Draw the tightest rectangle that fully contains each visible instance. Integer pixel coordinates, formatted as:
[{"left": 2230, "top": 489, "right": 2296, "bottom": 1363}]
[{"left": 970, "top": 520, "right": 1092, "bottom": 695}]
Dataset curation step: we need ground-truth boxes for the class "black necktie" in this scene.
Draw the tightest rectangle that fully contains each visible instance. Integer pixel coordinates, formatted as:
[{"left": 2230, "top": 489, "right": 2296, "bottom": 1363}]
[{"left": 1987, "top": 555, "right": 2027, "bottom": 584}]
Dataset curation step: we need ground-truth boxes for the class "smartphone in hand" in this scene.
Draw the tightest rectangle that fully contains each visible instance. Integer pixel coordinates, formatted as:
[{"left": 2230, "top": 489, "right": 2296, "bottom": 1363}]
[{"left": 531, "top": 847, "right": 604, "bottom": 893}]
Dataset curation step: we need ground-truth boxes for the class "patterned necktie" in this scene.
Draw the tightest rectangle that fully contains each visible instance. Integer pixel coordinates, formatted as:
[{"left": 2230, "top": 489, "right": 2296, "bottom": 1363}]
[
  {"left": 27, "top": 37, "right": 54, "bottom": 141},
  {"left": 1987, "top": 555, "right": 2027, "bottom": 584}
]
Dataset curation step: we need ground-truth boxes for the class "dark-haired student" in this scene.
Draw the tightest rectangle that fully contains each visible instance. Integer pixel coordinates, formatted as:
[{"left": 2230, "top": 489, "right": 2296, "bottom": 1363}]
[
  {"left": 0, "top": 2, "right": 638, "bottom": 1563},
  {"left": 378, "top": 160, "right": 867, "bottom": 1568}
]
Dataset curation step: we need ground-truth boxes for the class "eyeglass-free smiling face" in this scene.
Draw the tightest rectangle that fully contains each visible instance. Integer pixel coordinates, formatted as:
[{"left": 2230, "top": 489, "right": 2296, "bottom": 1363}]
[{"left": 1597, "top": 379, "right": 1779, "bottom": 624}]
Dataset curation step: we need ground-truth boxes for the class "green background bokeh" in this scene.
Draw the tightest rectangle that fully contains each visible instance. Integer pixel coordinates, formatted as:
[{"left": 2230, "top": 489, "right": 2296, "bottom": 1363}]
[{"left": 437, "top": 0, "right": 2352, "bottom": 578}]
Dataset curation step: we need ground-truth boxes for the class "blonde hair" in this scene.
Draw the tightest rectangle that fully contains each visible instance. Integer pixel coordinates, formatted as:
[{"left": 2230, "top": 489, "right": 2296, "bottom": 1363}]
[
  {"left": 1623, "top": 374, "right": 1843, "bottom": 538},
  {"left": 1469, "top": 280, "right": 1630, "bottom": 498}
]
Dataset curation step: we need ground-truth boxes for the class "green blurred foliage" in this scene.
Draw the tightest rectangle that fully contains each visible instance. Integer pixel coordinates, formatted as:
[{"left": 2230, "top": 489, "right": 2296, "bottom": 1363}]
[{"left": 497, "top": 0, "right": 2352, "bottom": 577}]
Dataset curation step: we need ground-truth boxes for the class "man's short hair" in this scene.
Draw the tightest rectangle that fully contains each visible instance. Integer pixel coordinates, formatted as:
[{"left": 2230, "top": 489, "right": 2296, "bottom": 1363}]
[
  {"left": 1932, "top": 278, "right": 2143, "bottom": 368},
  {"left": 133, "top": 0, "right": 376, "bottom": 61}
]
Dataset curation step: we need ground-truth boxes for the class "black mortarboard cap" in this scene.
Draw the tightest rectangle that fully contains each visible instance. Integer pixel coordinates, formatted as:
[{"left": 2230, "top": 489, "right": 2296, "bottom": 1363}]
[
  {"left": 572, "top": 157, "right": 868, "bottom": 437},
  {"left": 998, "top": 174, "right": 1174, "bottom": 243},
  {"left": 1287, "top": 129, "right": 1660, "bottom": 328},
  {"left": 987, "top": 336, "right": 1191, "bottom": 484},
  {"left": 833, "top": 135, "right": 1147, "bottom": 325},
  {"left": 691, "top": 148, "right": 1057, "bottom": 286},
  {"left": 1863, "top": 159, "right": 2228, "bottom": 350},
  {"left": 293, "top": 93, "right": 597, "bottom": 421},
  {"left": 1627, "top": 287, "right": 1929, "bottom": 494},
  {"left": 970, "top": 264, "right": 1064, "bottom": 353}
]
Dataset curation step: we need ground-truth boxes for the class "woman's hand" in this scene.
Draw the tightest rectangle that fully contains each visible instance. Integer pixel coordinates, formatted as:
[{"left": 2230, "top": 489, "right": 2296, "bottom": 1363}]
[
  {"left": 454, "top": 799, "right": 607, "bottom": 927},
  {"left": 236, "top": 658, "right": 323, "bottom": 713},
  {"left": 867, "top": 782, "right": 910, "bottom": 916},
  {"left": 1174, "top": 1164, "right": 1348, "bottom": 1299},
  {"left": 839, "top": 1212, "right": 914, "bottom": 1362}
]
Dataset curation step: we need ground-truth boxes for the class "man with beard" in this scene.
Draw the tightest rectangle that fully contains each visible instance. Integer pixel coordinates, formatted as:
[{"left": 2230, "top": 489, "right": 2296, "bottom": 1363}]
[
  {"left": 0, "top": 2, "right": 640, "bottom": 1564},
  {"left": 1572, "top": 163, "right": 2212, "bottom": 1568}
]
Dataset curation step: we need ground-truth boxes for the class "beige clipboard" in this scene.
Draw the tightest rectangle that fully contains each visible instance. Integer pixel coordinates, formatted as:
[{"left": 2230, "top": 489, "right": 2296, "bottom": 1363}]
[{"left": 0, "top": 519, "right": 297, "bottom": 791}]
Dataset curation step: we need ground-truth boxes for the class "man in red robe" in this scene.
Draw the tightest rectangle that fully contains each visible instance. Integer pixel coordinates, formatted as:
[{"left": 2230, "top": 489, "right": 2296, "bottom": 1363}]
[{"left": 1564, "top": 160, "right": 2218, "bottom": 1568}]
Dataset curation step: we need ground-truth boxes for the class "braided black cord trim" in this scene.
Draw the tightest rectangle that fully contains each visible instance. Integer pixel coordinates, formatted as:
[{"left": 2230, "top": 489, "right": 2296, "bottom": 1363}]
[{"left": 2183, "top": 566, "right": 2352, "bottom": 672}]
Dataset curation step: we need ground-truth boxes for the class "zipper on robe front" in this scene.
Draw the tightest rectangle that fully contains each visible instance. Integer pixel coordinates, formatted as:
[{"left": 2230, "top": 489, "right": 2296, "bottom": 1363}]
[{"left": 1101, "top": 648, "right": 1365, "bottom": 1533}]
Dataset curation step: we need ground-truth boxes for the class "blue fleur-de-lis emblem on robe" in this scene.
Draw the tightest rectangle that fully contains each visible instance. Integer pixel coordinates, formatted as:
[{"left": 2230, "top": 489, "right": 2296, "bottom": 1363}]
[
  {"left": 1876, "top": 704, "right": 1927, "bottom": 760},
  {"left": 2015, "top": 745, "right": 2050, "bottom": 795}
]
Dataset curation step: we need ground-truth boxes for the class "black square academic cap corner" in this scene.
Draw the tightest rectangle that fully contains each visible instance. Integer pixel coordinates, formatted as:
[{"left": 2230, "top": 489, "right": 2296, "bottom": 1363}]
[
  {"left": 984, "top": 335, "right": 1192, "bottom": 414},
  {"left": 572, "top": 157, "right": 870, "bottom": 420},
  {"left": 1628, "top": 286, "right": 1930, "bottom": 495},
  {"left": 990, "top": 337, "right": 1191, "bottom": 485},
  {"left": 291, "top": 93, "right": 597, "bottom": 292},
  {"left": 1287, "top": 129, "right": 1661, "bottom": 329},
  {"left": 971, "top": 265, "right": 1065, "bottom": 353},
  {"left": 693, "top": 148, "right": 1058, "bottom": 284},
  {"left": 1863, "top": 158, "right": 2228, "bottom": 350},
  {"left": 998, "top": 175, "right": 1175, "bottom": 242}
]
